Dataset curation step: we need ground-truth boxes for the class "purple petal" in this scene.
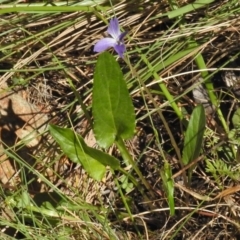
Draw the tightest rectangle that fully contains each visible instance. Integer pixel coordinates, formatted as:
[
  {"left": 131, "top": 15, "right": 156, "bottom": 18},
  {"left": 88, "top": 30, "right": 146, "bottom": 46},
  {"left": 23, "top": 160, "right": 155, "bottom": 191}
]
[
  {"left": 107, "top": 17, "right": 121, "bottom": 40},
  {"left": 119, "top": 31, "right": 127, "bottom": 41},
  {"left": 113, "top": 43, "right": 126, "bottom": 58},
  {"left": 94, "top": 38, "right": 116, "bottom": 53}
]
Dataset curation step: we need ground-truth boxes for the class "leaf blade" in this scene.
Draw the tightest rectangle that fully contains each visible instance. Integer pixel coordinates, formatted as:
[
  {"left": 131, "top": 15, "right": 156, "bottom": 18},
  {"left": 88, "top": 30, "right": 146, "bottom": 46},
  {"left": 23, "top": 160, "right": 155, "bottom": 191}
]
[
  {"left": 49, "top": 124, "right": 120, "bottom": 181},
  {"left": 182, "top": 105, "right": 206, "bottom": 165},
  {"left": 93, "top": 52, "right": 135, "bottom": 148}
]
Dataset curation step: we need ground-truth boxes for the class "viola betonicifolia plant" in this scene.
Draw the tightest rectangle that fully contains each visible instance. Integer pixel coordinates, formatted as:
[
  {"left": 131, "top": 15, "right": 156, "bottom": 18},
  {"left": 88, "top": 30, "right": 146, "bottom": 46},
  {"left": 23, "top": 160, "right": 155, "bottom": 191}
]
[{"left": 94, "top": 17, "right": 127, "bottom": 58}]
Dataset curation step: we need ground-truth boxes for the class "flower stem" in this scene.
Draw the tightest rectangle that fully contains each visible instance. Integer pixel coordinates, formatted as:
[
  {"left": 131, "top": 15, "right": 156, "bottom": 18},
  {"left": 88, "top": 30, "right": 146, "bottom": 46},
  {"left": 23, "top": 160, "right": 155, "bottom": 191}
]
[{"left": 115, "top": 136, "right": 155, "bottom": 198}]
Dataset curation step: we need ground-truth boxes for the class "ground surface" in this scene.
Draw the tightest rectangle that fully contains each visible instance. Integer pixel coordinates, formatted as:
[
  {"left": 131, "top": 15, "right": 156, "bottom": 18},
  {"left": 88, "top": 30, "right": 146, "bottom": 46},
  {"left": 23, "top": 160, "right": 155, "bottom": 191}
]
[{"left": 0, "top": 0, "right": 240, "bottom": 239}]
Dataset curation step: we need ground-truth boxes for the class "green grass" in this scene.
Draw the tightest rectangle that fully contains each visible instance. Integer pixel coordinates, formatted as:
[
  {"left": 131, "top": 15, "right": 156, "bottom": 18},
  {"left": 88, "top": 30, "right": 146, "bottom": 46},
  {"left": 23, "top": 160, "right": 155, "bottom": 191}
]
[{"left": 0, "top": 0, "right": 240, "bottom": 239}]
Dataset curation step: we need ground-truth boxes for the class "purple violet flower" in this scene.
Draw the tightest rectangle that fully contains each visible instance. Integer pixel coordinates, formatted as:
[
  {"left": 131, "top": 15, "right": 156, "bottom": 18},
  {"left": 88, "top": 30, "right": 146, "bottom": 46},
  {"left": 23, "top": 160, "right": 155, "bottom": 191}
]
[{"left": 94, "top": 17, "right": 127, "bottom": 58}]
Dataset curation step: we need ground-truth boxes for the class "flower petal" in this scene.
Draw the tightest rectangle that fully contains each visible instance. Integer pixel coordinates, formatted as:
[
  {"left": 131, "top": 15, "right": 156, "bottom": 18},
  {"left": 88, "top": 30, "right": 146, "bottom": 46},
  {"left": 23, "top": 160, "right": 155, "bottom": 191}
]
[
  {"left": 94, "top": 38, "right": 116, "bottom": 53},
  {"left": 107, "top": 17, "right": 121, "bottom": 40},
  {"left": 113, "top": 43, "right": 126, "bottom": 58},
  {"left": 119, "top": 31, "right": 127, "bottom": 41}
]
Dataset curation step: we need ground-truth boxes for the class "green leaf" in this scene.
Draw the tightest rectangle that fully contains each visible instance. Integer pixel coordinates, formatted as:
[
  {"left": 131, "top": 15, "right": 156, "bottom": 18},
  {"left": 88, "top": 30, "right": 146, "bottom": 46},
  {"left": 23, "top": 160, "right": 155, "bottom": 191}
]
[
  {"left": 160, "top": 163, "right": 175, "bottom": 216},
  {"left": 93, "top": 52, "right": 135, "bottom": 148},
  {"left": 182, "top": 105, "right": 206, "bottom": 165},
  {"left": 16, "top": 191, "right": 31, "bottom": 208},
  {"left": 49, "top": 124, "right": 120, "bottom": 181},
  {"left": 168, "top": 0, "right": 215, "bottom": 19},
  {"left": 232, "top": 108, "right": 240, "bottom": 129}
]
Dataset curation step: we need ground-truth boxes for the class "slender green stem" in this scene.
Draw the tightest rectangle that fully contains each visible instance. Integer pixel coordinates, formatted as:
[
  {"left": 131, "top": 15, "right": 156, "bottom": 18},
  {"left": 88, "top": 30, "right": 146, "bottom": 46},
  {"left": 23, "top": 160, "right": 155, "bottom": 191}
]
[
  {"left": 65, "top": 71, "right": 93, "bottom": 128},
  {"left": 125, "top": 55, "right": 183, "bottom": 162},
  {"left": 113, "top": 177, "right": 134, "bottom": 221},
  {"left": 190, "top": 41, "right": 229, "bottom": 133},
  {"left": 115, "top": 137, "right": 155, "bottom": 198},
  {"left": 0, "top": 5, "right": 107, "bottom": 13},
  {"left": 139, "top": 53, "right": 183, "bottom": 120},
  {"left": 118, "top": 167, "right": 154, "bottom": 207}
]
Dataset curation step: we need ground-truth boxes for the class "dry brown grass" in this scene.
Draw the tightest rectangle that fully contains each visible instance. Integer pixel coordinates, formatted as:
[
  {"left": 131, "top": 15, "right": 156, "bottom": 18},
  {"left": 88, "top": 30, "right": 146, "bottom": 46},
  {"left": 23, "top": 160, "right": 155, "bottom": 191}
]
[{"left": 0, "top": 0, "right": 240, "bottom": 239}]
